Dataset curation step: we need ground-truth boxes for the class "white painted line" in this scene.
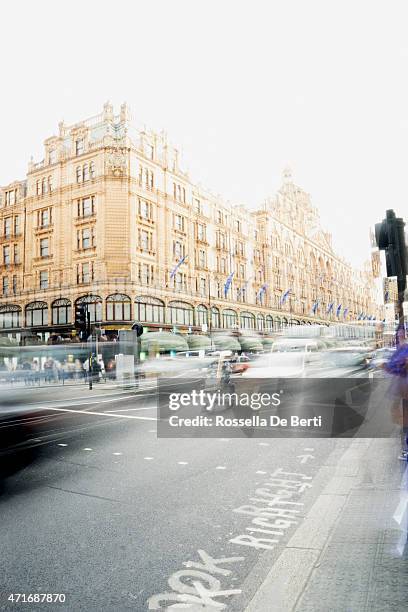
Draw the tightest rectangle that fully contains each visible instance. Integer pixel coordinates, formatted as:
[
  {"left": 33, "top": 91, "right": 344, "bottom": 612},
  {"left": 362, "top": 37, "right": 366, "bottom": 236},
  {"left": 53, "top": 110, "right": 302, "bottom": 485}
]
[
  {"left": 219, "top": 438, "right": 230, "bottom": 442},
  {"left": 105, "top": 407, "right": 156, "bottom": 413},
  {"left": 258, "top": 442, "right": 269, "bottom": 446},
  {"left": 83, "top": 448, "right": 93, "bottom": 451},
  {"left": 256, "top": 470, "right": 267, "bottom": 474},
  {"left": 37, "top": 406, "right": 157, "bottom": 420},
  {"left": 216, "top": 466, "right": 226, "bottom": 470},
  {"left": 177, "top": 461, "right": 188, "bottom": 465},
  {"left": 57, "top": 443, "right": 68, "bottom": 447},
  {"left": 113, "top": 452, "right": 123, "bottom": 456},
  {"left": 304, "top": 447, "right": 314, "bottom": 451},
  {"left": 148, "top": 429, "right": 156, "bottom": 433},
  {"left": 144, "top": 457, "right": 154, "bottom": 461}
]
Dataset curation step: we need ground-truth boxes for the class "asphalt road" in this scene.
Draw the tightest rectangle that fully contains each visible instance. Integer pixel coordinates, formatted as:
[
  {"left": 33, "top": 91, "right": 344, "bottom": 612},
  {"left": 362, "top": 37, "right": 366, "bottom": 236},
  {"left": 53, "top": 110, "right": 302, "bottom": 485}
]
[{"left": 0, "top": 382, "right": 405, "bottom": 612}]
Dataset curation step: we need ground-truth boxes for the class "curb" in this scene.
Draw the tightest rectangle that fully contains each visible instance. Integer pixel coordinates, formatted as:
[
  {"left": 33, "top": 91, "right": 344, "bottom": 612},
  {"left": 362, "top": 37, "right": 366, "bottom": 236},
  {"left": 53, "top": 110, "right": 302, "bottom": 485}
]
[{"left": 244, "top": 438, "right": 372, "bottom": 612}]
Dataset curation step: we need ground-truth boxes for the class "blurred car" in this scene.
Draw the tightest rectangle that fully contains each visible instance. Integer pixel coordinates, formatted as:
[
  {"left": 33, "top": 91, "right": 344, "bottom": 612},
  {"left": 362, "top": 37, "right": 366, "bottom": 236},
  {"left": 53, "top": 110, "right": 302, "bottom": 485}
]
[
  {"left": 234, "top": 351, "right": 306, "bottom": 378},
  {"left": 368, "top": 347, "right": 395, "bottom": 372}
]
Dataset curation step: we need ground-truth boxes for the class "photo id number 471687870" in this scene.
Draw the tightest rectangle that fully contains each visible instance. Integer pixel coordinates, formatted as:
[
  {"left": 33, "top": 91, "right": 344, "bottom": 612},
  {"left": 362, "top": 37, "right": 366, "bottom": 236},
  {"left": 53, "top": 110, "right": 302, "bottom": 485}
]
[{"left": 7, "top": 594, "right": 66, "bottom": 604}]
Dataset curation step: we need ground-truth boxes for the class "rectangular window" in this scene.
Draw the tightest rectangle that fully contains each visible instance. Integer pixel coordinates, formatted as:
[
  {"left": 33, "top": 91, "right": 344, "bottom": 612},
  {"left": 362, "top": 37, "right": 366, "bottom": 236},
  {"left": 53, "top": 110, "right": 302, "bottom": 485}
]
[
  {"left": 197, "top": 223, "right": 205, "bottom": 241},
  {"left": 14, "top": 245, "right": 20, "bottom": 264},
  {"left": 4, "top": 218, "right": 11, "bottom": 238},
  {"left": 139, "top": 199, "right": 151, "bottom": 219},
  {"left": 198, "top": 250, "right": 206, "bottom": 268},
  {"left": 78, "top": 196, "right": 94, "bottom": 217},
  {"left": 40, "top": 238, "right": 49, "bottom": 257},
  {"left": 76, "top": 139, "right": 84, "bottom": 155},
  {"left": 2, "top": 277, "right": 9, "bottom": 296},
  {"left": 199, "top": 277, "right": 206, "bottom": 297},
  {"left": 40, "top": 209, "right": 49, "bottom": 227},
  {"left": 82, "top": 228, "right": 91, "bottom": 249},
  {"left": 40, "top": 271, "right": 48, "bottom": 289},
  {"left": 82, "top": 263, "right": 90, "bottom": 284},
  {"left": 49, "top": 149, "right": 56, "bottom": 164},
  {"left": 5, "top": 190, "right": 16, "bottom": 206},
  {"left": 193, "top": 198, "right": 201, "bottom": 214},
  {"left": 12, "top": 275, "right": 17, "bottom": 294},
  {"left": 174, "top": 214, "right": 184, "bottom": 231},
  {"left": 140, "top": 230, "right": 150, "bottom": 251},
  {"left": 3, "top": 246, "right": 10, "bottom": 265},
  {"left": 14, "top": 216, "right": 20, "bottom": 235}
]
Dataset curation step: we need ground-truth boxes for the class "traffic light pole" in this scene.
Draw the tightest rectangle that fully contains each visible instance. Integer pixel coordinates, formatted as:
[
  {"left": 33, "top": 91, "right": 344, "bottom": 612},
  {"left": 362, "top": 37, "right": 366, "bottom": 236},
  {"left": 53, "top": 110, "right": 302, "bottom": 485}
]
[{"left": 87, "top": 310, "right": 92, "bottom": 390}]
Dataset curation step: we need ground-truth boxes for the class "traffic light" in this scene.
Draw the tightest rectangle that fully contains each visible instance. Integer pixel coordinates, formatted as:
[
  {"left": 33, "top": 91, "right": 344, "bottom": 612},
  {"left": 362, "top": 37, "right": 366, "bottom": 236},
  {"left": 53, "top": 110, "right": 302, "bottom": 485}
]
[
  {"left": 375, "top": 209, "right": 407, "bottom": 289},
  {"left": 131, "top": 322, "right": 144, "bottom": 337},
  {"left": 75, "top": 304, "right": 88, "bottom": 340}
]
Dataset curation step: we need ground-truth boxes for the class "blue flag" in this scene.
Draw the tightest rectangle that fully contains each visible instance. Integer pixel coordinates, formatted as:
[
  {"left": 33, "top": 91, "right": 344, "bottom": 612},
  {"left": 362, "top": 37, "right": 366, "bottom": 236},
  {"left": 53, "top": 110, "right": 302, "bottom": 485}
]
[
  {"left": 170, "top": 254, "right": 188, "bottom": 279},
  {"left": 312, "top": 300, "right": 319, "bottom": 314},
  {"left": 343, "top": 308, "right": 349, "bottom": 319},
  {"left": 224, "top": 272, "right": 234, "bottom": 297},
  {"left": 336, "top": 304, "right": 342, "bottom": 317},
  {"left": 327, "top": 302, "right": 334, "bottom": 314},
  {"left": 280, "top": 289, "right": 290, "bottom": 305},
  {"left": 257, "top": 284, "right": 268, "bottom": 302}
]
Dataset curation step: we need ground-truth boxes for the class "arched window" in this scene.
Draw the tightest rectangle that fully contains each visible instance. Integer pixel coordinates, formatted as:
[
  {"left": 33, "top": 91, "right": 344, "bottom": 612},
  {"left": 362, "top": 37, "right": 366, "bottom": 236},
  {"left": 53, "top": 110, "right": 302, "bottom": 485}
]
[
  {"left": 26, "top": 301, "right": 48, "bottom": 326},
  {"left": 135, "top": 296, "right": 165, "bottom": 323},
  {"left": 257, "top": 314, "right": 265, "bottom": 331},
  {"left": 106, "top": 294, "right": 131, "bottom": 321},
  {"left": 168, "top": 301, "right": 193, "bottom": 326},
  {"left": 52, "top": 298, "right": 71, "bottom": 325},
  {"left": 76, "top": 295, "right": 102, "bottom": 323},
  {"left": 0, "top": 304, "right": 21, "bottom": 328},
  {"left": 265, "top": 315, "right": 273, "bottom": 331},
  {"left": 196, "top": 304, "right": 208, "bottom": 327},
  {"left": 240, "top": 311, "right": 255, "bottom": 330},
  {"left": 211, "top": 307, "right": 220, "bottom": 329},
  {"left": 223, "top": 309, "right": 238, "bottom": 329},
  {"left": 281, "top": 317, "right": 288, "bottom": 329}
]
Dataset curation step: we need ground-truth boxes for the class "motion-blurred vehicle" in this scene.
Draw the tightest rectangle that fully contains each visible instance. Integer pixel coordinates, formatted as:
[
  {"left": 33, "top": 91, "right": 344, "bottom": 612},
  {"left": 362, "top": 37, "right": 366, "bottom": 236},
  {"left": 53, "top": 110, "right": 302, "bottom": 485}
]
[
  {"left": 234, "top": 351, "right": 306, "bottom": 378},
  {"left": 271, "top": 338, "right": 323, "bottom": 363},
  {"left": 368, "top": 347, "right": 395, "bottom": 372},
  {"left": 0, "top": 387, "right": 48, "bottom": 480}
]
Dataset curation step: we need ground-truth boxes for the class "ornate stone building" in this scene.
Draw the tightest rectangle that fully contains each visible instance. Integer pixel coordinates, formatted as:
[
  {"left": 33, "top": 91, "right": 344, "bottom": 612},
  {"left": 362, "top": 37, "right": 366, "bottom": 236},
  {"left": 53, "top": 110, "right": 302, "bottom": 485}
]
[{"left": 0, "top": 103, "right": 380, "bottom": 340}]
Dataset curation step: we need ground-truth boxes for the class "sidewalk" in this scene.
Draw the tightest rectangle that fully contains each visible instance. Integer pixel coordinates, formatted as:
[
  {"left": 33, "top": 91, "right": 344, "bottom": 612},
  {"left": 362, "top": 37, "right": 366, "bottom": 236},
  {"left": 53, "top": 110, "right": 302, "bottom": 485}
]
[{"left": 244, "top": 437, "right": 408, "bottom": 612}]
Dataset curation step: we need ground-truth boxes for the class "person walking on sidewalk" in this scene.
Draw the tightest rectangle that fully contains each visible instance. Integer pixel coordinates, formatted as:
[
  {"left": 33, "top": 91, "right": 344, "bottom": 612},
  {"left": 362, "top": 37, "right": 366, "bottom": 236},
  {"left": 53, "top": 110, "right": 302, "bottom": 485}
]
[{"left": 385, "top": 324, "right": 408, "bottom": 461}]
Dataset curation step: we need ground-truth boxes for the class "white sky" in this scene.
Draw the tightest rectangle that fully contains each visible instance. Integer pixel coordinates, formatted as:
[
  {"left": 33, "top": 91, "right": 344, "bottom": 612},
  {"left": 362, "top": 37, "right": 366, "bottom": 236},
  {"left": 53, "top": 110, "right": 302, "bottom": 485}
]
[{"left": 1, "top": 0, "right": 408, "bottom": 268}]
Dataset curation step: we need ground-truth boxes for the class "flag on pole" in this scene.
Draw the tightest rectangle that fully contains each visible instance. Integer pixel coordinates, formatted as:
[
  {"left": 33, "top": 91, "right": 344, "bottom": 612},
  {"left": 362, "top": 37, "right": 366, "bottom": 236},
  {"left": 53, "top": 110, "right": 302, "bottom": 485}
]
[
  {"left": 257, "top": 284, "right": 268, "bottom": 303},
  {"left": 343, "top": 307, "right": 349, "bottom": 319},
  {"left": 224, "top": 272, "right": 234, "bottom": 298},
  {"left": 170, "top": 254, "right": 188, "bottom": 279},
  {"left": 336, "top": 304, "right": 342, "bottom": 317},
  {"left": 326, "top": 302, "right": 334, "bottom": 314},
  {"left": 280, "top": 289, "right": 291, "bottom": 305},
  {"left": 312, "top": 300, "right": 319, "bottom": 314}
]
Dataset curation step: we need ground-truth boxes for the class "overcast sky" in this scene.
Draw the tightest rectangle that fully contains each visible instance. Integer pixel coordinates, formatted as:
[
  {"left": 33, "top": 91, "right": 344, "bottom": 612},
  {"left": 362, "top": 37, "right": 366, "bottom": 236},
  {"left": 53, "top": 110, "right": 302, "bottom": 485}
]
[{"left": 1, "top": 0, "right": 408, "bottom": 268}]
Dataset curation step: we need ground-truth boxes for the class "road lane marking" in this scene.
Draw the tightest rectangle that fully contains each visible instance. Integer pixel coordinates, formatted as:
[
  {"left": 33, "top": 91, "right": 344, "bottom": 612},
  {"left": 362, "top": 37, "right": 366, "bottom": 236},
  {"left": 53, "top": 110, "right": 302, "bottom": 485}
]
[
  {"left": 37, "top": 406, "right": 157, "bottom": 420},
  {"left": 178, "top": 461, "right": 188, "bottom": 465},
  {"left": 83, "top": 448, "right": 93, "bottom": 451},
  {"left": 144, "top": 457, "right": 154, "bottom": 460},
  {"left": 104, "top": 407, "right": 156, "bottom": 413},
  {"left": 57, "top": 443, "right": 68, "bottom": 447},
  {"left": 113, "top": 452, "right": 123, "bottom": 456},
  {"left": 216, "top": 466, "right": 227, "bottom": 470}
]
